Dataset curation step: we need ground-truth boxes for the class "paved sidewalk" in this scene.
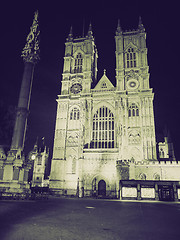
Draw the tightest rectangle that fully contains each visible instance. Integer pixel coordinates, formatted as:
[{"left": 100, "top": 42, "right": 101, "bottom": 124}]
[{"left": 0, "top": 197, "right": 180, "bottom": 240}]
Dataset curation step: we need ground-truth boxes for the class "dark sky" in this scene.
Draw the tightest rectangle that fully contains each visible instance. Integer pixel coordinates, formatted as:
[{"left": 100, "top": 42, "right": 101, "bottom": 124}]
[{"left": 1, "top": 1, "right": 180, "bottom": 159}]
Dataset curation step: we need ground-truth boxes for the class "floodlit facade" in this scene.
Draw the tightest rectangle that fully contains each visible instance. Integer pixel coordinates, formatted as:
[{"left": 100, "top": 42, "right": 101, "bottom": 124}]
[{"left": 49, "top": 19, "right": 180, "bottom": 199}]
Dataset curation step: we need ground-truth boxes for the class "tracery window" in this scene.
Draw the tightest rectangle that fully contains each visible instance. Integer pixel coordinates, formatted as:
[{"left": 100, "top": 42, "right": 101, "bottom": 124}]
[
  {"left": 91, "top": 106, "right": 114, "bottom": 148},
  {"left": 70, "top": 108, "right": 80, "bottom": 120},
  {"left": 126, "top": 47, "right": 137, "bottom": 68},
  {"left": 128, "top": 103, "right": 139, "bottom": 117},
  {"left": 74, "top": 53, "right": 83, "bottom": 73}
]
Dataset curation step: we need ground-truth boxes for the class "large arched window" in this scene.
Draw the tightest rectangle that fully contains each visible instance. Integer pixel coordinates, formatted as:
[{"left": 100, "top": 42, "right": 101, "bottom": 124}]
[
  {"left": 70, "top": 108, "right": 80, "bottom": 120},
  {"left": 91, "top": 107, "right": 114, "bottom": 148},
  {"left": 128, "top": 103, "right": 139, "bottom": 117},
  {"left": 126, "top": 47, "right": 137, "bottom": 68},
  {"left": 74, "top": 53, "right": 83, "bottom": 73}
]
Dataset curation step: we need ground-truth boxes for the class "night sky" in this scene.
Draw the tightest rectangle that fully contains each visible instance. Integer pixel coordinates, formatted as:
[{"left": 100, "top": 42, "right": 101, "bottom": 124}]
[{"left": 1, "top": 1, "right": 180, "bottom": 159}]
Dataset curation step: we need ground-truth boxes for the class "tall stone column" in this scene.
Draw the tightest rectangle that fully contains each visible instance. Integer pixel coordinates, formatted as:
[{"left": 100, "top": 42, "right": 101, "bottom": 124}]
[{"left": 10, "top": 10, "right": 40, "bottom": 153}]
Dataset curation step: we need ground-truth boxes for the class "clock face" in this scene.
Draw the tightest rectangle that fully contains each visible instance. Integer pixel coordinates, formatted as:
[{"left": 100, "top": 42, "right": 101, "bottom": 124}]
[
  {"left": 70, "top": 83, "right": 82, "bottom": 94},
  {"left": 129, "top": 81, "right": 136, "bottom": 87},
  {"left": 127, "top": 79, "right": 139, "bottom": 90}
]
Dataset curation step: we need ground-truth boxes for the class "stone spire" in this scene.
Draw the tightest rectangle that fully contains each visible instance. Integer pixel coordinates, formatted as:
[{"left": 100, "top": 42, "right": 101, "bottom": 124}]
[
  {"left": 138, "top": 16, "right": 145, "bottom": 32},
  {"left": 33, "top": 137, "right": 38, "bottom": 151},
  {"left": 21, "top": 10, "right": 40, "bottom": 64},
  {"left": 116, "top": 19, "right": 122, "bottom": 35},
  {"left": 87, "top": 22, "right": 93, "bottom": 39},
  {"left": 10, "top": 11, "right": 40, "bottom": 152},
  {"left": 67, "top": 26, "right": 73, "bottom": 41}
]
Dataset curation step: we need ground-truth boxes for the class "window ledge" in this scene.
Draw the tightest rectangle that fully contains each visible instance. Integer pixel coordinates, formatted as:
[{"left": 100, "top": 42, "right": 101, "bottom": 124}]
[{"left": 83, "top": 148, "right": 119, "bottom": 153}]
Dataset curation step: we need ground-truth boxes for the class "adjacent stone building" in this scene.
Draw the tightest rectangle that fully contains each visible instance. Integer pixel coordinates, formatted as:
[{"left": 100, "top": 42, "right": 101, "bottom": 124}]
[{"left": 28, "top": 139, "right": 49, "bottom": 187}]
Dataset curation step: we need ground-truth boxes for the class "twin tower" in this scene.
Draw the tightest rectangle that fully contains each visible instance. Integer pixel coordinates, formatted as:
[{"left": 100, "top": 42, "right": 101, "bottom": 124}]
[{"left": 49, "top": 18, "right": 157, "bottom": 197}]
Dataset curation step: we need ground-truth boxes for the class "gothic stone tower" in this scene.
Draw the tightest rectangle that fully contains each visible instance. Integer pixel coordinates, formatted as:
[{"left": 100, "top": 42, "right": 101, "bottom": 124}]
[
  {"left": 50, "top": 24, "right": 98, "bottom": 196},
  {"left": 50, "top": 19, "right": 157, "bottom": 198},
  {"left": 115, "top": 18, "right": 156, "bottom": 163}
]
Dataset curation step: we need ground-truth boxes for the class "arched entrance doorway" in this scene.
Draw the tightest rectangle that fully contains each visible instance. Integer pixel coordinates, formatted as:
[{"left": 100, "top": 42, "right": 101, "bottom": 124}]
[{"left": 98, "top": 180, "right": 106, "bottom": 197}]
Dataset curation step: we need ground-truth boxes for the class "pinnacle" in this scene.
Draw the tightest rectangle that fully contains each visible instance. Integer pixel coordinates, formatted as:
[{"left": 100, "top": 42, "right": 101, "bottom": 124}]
[
  {"left": 88, "top": 22, "right": 92, "bottom": 32},
  {"left": 138, "top": 16, "right": 145, "bottom": 32},
  {"left": 116, "top": 19, "right": 122, "bottom": 35},
  {"left": 87, "top": 22, "right": 93, "bottom": 39}
]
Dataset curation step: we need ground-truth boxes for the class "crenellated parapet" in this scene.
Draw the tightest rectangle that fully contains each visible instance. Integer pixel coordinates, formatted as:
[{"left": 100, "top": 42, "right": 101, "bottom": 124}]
[
  {"left": 134, "top": 160, "right": 180, "bottom": 166},
  {"left": 117, "top": 159, "right": 180, "bottom": 166},
  {"left": 116, "top": 159, "right": 133, "bottom": 165}
]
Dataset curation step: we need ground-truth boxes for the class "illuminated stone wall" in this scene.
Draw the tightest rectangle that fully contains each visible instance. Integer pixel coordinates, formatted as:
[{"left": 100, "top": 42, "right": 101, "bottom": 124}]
[
  {"left": 49, "top": 21, "right": 180, "bottom": 198},
  {"left": 82, "top": 151, "right": 118, "bottom": 197},
  {"left": 131, "top": 161, "right": 180, "bottom": 181},
  {"left": 117, "top": 160, "right": 180, "bottom": 182}
]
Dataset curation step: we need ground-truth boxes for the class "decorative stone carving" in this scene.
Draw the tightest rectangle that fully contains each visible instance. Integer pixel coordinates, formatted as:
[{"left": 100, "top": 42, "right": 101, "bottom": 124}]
[
  {"left": 139, "top": 173, "right": 146, "bottom": 180},
  {"left": 71, "top": 77, "right": 82, "bottom": 85},
  {"left": 67, "top": 132, "right": 79, "bottom": 146},
  {"left": 125, "top": 70, "right": 139, "bottom": 81},
  {"left": 128, "top": 130, "right": 141, "bottom": 144},
  {"left": 21, "top": 11, "right": 40, "bottom": 64},
  {"left": 154, "top": 173, "right": 160, "bottom": 180}
]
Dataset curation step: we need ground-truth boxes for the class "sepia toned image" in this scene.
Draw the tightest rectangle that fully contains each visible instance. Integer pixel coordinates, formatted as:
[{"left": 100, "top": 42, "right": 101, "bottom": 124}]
[{"left": 0, "top": 1, "right": 180, "bottom": 239}]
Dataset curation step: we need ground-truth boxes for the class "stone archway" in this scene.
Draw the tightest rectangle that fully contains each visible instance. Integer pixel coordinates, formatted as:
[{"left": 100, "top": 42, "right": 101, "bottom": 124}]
[{"left": 98, "top": 180, "right": 106, "bottom": 197}]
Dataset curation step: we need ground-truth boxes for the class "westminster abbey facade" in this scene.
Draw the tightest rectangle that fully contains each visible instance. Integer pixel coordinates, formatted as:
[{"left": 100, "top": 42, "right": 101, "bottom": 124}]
[{"left": 49, "top": 19, "right": 180, "bottom": 199}]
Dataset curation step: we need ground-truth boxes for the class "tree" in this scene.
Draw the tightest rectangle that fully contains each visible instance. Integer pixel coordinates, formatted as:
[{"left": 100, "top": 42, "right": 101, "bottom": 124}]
[{"left": 0, "top": 100, "right": 15, "bottom": 146}]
